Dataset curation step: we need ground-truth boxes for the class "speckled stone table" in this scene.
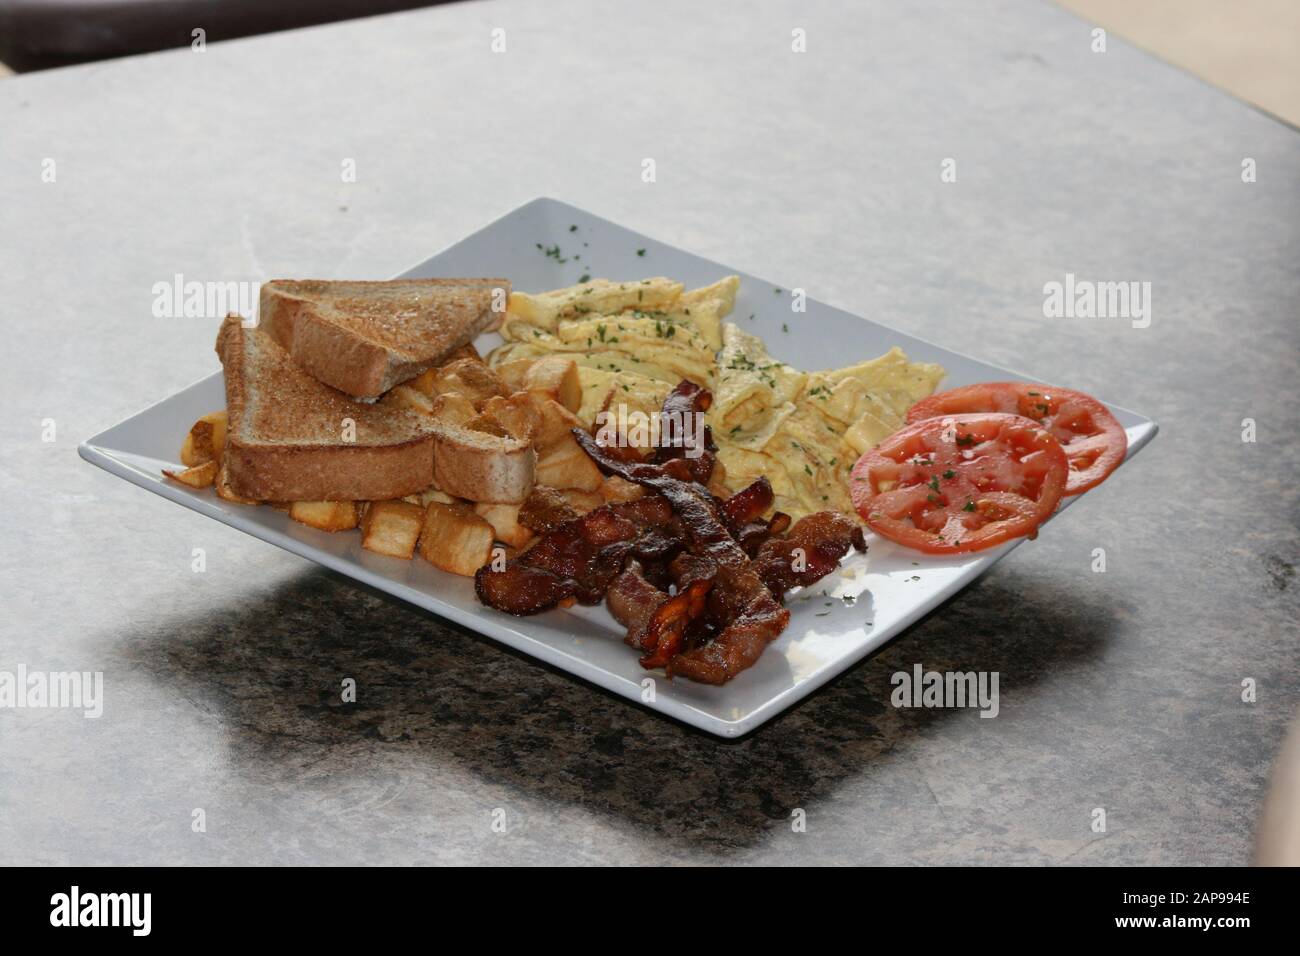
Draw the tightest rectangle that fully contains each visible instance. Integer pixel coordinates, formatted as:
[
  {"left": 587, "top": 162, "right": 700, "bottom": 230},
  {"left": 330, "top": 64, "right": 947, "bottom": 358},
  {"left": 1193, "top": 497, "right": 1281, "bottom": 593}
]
[{"left": 1, "top": 0, "right": 1296, "bottom": 865}]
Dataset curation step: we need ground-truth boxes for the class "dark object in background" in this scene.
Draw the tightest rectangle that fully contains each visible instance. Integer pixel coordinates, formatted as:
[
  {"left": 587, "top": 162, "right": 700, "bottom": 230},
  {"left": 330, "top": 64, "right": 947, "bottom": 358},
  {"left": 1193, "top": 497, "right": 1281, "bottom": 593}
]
[{"left": 0, "top": 0, "right": 454, "bottom": 72}]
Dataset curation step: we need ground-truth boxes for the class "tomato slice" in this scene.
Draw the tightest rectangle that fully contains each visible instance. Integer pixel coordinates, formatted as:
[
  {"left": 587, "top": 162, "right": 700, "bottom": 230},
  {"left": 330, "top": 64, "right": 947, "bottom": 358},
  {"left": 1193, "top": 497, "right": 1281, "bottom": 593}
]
[
  {"left": 905, "top": 382, "right": 1126, "bottom": 495},
  {"left": 850, "top": 413, "right": 1068, "bottom": 554}
]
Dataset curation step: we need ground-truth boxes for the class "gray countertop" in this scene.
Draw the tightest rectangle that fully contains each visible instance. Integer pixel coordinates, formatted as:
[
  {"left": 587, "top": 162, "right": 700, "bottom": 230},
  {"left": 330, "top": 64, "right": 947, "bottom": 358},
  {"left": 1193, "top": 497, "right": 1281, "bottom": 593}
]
[{"left": 1, "top": 0, "right": 1297, "bottom": 865}]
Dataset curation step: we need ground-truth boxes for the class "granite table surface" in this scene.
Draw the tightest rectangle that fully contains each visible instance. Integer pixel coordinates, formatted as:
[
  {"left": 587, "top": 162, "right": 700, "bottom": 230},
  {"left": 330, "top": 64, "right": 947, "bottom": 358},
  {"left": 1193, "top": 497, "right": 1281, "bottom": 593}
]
[{"left": 1, "top": 0, "right": 1296, "bottom": 866}]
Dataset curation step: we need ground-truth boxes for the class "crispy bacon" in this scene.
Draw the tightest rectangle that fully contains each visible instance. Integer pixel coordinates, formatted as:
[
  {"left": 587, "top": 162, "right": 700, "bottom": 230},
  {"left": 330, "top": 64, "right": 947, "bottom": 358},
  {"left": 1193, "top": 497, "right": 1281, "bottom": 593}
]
[
  {"left": 650, "top": 380, "right": 717, "bottom": 484},
  {"left": 475, "top": 380, "right": 866, "bottom": 684},
  {"left": 473, "top": 496, "right": 681, "bottom": 614},
  {"left": 753, "top": 511, "right": 867, "bottom": 598},
  {"left": 606, "top": 562, "right": 670, "bottom": 649},
  {"left": 575, "top": 430, "right": 791, "bottom": 684},
  {"left": 517, "top": 486, "right": 581, "bottom": 534}
]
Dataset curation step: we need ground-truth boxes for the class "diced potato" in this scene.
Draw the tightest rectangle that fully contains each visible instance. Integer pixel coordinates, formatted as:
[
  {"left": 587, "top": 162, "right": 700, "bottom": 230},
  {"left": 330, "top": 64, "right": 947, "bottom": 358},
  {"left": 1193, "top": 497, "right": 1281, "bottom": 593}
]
[
  {"left": 163, "top": 459, "right": 218, "bottom": 488},
  {"left": 530, "top": 396, "right": 587, "bottom": 450},
  {"left": 429, "top": 392, "right": 477, "bottom": 426},
  {"left": 523, "top": 356, "right": 582, "bottom": 412},
  {"left": 419, "top": 486, "right": 458, "bottom": 506},
  {"left": 179, "top": 411, "right": 228, "bottom": 465},
  {"left": 289, "top": 500, "right": 359, "bottom": 532},
  {"left": 479, "top": 393, "right": 541, "bottom": 442},
  {"left": 383, "top": 384, "right": 435, "bottom": 416},
  {"left": 408, "top": 368, "right": 440, "bottom": 397},
  {"left": 494, "top": 359, "right": 535, "bottom": 392},
  {"left": 422, "top": 358, "right": 507, "bottom": 409},
  {"left": 361, "top": 500, "right": 425, "bottom": 559},
  {"left": 535, "top": 434, "right": 603, "bottom": 491},
  {"left": 464, "top": 415, "right": 510, "bottom": 438},
  {"left": 214, "top": 461, "right": 259, "bottom": 504},
  {"left": 473, "top": 502, "right": 535, "bottom": 549},
  {"left": 600, "top": 475, "right": 645, "bottom": 503},
  {"left": 418, "top": 502, "right": 495, "bottom": 577}
]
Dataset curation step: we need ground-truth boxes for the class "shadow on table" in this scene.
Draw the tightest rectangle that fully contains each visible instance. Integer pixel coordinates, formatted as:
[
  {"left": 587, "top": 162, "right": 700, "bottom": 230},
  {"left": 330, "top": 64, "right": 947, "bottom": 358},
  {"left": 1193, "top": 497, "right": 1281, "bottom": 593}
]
[{"left": 132, "top": 564, "right": 1124, "bottom": 856}]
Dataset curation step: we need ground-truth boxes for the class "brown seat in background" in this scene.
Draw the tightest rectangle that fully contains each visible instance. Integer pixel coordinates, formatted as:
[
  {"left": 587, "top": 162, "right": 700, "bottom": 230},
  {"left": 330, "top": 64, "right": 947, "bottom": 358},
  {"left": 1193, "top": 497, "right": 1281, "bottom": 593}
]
[{"left": 0, "top": 0, "right": 454, "bottom": 72}]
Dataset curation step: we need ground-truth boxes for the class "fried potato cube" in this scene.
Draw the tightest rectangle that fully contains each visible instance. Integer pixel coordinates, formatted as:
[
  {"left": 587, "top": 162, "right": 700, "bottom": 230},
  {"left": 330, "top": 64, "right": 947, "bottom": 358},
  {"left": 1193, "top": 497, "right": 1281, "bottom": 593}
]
[
  {"left": 418, "top": 502, "right": 495, "bottom": 576},
  {"left": 422, "top": 358, "right": 507, "bottom": 409},
  {"left": 535, "top": 434, "right": 603, "bottom": 491},
  {"left": 289, "top": 500, "right": 359, "bottom": 532},
  {"left": 179, "top": 411, "right": 228, "bottom": 466},
  {"left": 429, "top": 391, "right": 478, "bottom": 426},
  {"left": 522, "top": 356, "right": 582, "bottom": 412},
  {"left": 600, "top": 475, "right": 645, "bottom": 504},
  {"left": 214, "top": 460, "right": 259, "bottom": 504},
  {"left": 473, "top": 502, "right": 535, "bottom": 549},
  {"left": 479, "top": 393, "right": 542, "bottom": 443},
  {"left": 382, "top": 384, "right": 435, "bottom": 416},
  {"left": 530, "top": 396, "right": 587, "bottom": 450},
  {"left": 464, "top": 415, "right": 510, "bottom": 438},
  {"left": 361, "top": 500, "right": 425, "bottom": 559},
  {"left": 408, "top": 367, "right": 440, "bottom": 397},
  {"left": 494, "top": 358, "right": 536, "bottom": 392},
  {"left": 163, "top": 459, "right": 218, "bottom": 488}
]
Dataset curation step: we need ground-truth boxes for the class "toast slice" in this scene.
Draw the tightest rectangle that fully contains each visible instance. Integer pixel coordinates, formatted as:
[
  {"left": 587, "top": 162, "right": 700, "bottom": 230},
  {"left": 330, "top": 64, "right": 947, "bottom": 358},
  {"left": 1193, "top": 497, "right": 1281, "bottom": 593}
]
[
  {"left": 258, "top": 278, "right": 510, "bottom": 399},
  {"left": 216, "top": 317, "right": 440, "bottom": 501}
]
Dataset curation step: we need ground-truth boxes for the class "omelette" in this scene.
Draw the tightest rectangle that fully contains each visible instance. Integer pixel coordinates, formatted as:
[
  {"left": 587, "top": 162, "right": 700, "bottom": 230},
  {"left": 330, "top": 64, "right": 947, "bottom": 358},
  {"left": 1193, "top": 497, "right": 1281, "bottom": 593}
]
[{"left": 487, "top": 276, "right": 946, "bottom": 520}]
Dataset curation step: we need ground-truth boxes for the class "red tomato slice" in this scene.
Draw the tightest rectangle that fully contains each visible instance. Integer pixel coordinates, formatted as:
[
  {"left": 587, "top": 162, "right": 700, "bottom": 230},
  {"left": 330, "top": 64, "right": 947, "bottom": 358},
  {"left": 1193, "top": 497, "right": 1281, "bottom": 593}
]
[
  {"left": 850, "top": 413, "right": 1068, "bottom": 554},
  {"left": 905, "top": 382, "right": 1127, "bottom": 495}
]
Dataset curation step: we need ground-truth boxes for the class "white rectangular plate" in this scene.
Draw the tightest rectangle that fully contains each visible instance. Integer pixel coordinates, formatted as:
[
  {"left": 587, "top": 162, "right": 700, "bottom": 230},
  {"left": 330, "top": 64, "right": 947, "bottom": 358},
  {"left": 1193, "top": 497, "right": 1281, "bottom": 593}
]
[{"left": 81, "top": 197, "right": 1156, "bottom": 737}]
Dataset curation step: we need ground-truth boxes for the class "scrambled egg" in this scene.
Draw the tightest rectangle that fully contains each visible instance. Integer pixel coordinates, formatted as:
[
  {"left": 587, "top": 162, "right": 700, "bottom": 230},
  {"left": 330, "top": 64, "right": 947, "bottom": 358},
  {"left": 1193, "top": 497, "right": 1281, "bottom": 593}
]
[{"left": 488, "top": 276, "right": 946, "bottom": 520}]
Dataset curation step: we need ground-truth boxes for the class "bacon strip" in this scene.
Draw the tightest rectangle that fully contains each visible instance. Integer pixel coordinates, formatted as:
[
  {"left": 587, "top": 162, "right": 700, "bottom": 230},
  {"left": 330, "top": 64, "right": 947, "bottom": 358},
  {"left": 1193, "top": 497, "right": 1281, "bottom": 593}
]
[
  {"left": 753, "top": 511, "right": 866, "bottom": 598},
  {"left": 473, "top": 496, "right": 680, "bottom": 615},
  {"left": 574, "top": 430, "right": 791, "bottom": 684},
  {"left": 475, "top": 381, "right": 866, "bottom": 685}
]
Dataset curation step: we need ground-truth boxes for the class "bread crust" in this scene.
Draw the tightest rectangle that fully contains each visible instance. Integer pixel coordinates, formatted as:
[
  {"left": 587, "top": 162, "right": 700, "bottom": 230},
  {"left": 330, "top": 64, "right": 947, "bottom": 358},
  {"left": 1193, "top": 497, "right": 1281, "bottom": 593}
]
[
  {"left": 259, "top": 278, "right": 510, "bottom": 398},
  {"left": 224, "top": 436, "right": 436, "bottom": 502},
  {"left": 217, "top": 317, "right": 439, "bottom": 501}
]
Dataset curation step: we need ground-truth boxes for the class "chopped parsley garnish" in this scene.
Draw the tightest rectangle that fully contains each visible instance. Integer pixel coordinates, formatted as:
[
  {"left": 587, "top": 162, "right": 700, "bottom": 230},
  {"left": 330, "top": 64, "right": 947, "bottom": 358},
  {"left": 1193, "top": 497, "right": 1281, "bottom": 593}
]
[
  {"left": 962, "top": 501, "right": 976, "bottom": 512},
  {"left": 578, "top": 273, "right": 591, "bottom": 283},
  {"left": 942, "top": 469, "right": 955, "bottom": 479},
  {"left": 636, "top": 248, "right": 646, "bottom": 257},
  {"left": 569, "top": 225, "right": 578, "bottom": 232},
  {"left": 956, "top": 434, "right": 976, "bottom": 447}
]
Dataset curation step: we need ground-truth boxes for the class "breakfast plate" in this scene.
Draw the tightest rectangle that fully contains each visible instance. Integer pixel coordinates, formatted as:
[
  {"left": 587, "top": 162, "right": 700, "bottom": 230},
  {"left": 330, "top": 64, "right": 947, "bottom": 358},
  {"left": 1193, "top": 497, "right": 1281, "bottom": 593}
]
[{"left": 80, "top": 197, "right": 1157, "bottom": 737}]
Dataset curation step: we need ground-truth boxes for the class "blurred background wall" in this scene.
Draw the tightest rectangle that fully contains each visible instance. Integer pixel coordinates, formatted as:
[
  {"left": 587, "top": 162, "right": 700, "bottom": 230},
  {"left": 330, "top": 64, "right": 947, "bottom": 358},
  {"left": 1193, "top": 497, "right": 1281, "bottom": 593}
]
[{"left": 2, "top": 0, "right": 1298, "bottom": 130}]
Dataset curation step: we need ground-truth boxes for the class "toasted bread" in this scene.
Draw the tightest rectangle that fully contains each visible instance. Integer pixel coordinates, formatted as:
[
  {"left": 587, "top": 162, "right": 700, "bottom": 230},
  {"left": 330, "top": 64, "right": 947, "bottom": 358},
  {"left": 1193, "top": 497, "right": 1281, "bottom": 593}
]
[
  {"left": 216, "top": 317, "right": 440, "bottom": 501},
  {"left": 258, "top": 278, "right": 509, "bottom": 399}
]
